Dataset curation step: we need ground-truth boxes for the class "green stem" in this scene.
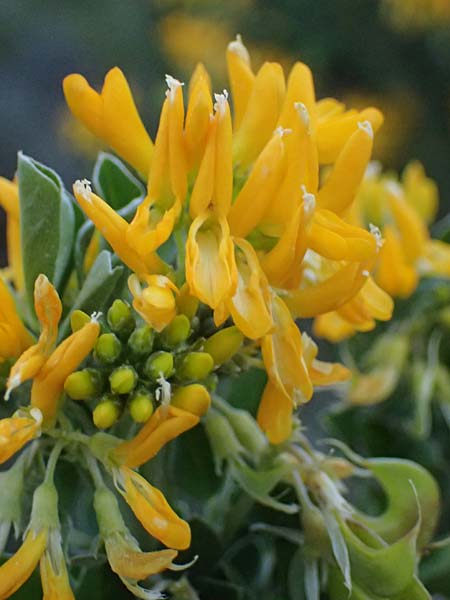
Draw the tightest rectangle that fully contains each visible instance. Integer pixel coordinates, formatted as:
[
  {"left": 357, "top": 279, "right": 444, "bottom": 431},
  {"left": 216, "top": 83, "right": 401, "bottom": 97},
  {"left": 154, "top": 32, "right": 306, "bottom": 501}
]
[
  {"left": 83, "top": 449, "right": 105, "bottom": 489},
  {"left": 44, "top": 440, "right": 65, "bottom": 483}
]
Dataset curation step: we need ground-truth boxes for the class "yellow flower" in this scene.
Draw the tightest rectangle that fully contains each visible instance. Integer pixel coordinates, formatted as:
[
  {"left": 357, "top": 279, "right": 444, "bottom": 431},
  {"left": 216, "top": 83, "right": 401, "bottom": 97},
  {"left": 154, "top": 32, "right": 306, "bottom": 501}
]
[
  {"left": 128, "top": 273, "right": 178, "bottom": 332},
  {"left": 354, "top": 162, "right": 450, "bottom": 299},
  {"left": 72, "top": 179, "right": 165, "bottom": 275},
  {"left": 40, "top": 531, "right": 75, "bottom": 600},
  {"left": 63, "top": 67, "right": 153, "bottom": 176},
  {"left": 0, "top": 407, "right": 42, "bottom": 465},
  {"left": 0, "top": 529, "right": 48, "bottom": 599},
  {"left": 0, "top": 278, "right": 33, "bottom": 362},
  {"left": 64, "top": 35, "right": 389, "bottom": 443},
  {"left": 6, "top": 274, "right": 62, "bottom": 399},
  {"left": 113, "top": 405, "right": 199, "bottom": 469},
  {"left": 0, "top": 177, "right": 24, "bottom": 292},
  {"left": 116, "top": 467, "right": 191, "bottom": 550},
  {"left": 31, "top": 317, "right": 100, "bottom": 423}
]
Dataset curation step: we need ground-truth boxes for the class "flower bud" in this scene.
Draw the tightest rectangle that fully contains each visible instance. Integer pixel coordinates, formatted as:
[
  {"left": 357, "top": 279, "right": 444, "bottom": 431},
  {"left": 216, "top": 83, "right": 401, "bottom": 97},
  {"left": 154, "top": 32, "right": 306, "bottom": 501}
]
[
  {"left": 223, "top": 405, "right": 268, "bottom": 458},
  {"left": 107, "top": 299, "right": 136, "bottom": 339},
  {"left": 93, "top": 395, "right": 121, "bottom": 429},
  {"left": 94, "top": 333, "right": 122, "bottom": 364},
  {"left": 171, "top": 384, "right": 211, "bottom": 416},
  {"left": 204, "top": 410, "right": 246, "bottom": 473},
  {"left": 109, "top": 366, "right": 138, "bottom": 395},
  {"left": 64, "top": 368, "right": 103, "bottom": 400},
  {"left": 160, "top": 314, "right": 191, "bottom": 348},
  {"left": 70, "top": 309, "right": 90, "bottom": 333},
  {"left": 143, "top": 351, "right": 174, "bottom": 381},
  {"left": 203, "top": 326, "right": 244, "bottom": 366},
  {"left": 129, "top": 389, "right": 155, "bottom": 423},
  {"left": 128, "top": 325, "right": 154, "bottom": 356},
  {"left": 176, "top": 352, "right": 214, "bottom": 381}
]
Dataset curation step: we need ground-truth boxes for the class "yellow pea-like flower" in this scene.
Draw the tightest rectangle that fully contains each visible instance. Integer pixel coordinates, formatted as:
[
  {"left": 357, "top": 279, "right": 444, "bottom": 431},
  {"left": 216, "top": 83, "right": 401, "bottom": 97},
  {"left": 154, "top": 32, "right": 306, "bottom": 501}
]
[
  {"left": 63, "top": 67, "right": 153, "bottom": 176},
  {"left": 31, "top": 318, "right": 100, "bottom": 423},
  {"left": 128, "top": 273, "right": 178, "bottom": 332},
  {"left": 6, "top": 274, "right": 62, "bottom": 398},
  {"left": 113, "top": 405, "right": 199, "bottom": 469},
  {"left": 0, "top": 408, "right": 42, "bottom": 465},
  {"left": 0, "top": 529, "right": 48, "bottom": 598},
  {"left": 226, "top": 35, "right": 255, "bottom": 130},
  {"left": 40, "top": 534, "right": 75, "bottom": 600},
  {"left": 118, "top": 467, "right": 191, "bottom": 550}
]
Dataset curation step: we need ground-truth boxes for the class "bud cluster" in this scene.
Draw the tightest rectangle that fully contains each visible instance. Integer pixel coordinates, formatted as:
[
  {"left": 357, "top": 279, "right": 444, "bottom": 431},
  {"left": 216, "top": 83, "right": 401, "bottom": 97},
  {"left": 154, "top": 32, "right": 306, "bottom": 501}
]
[{"left": 64, "top": 299, "right": 245, "bottom": 430}]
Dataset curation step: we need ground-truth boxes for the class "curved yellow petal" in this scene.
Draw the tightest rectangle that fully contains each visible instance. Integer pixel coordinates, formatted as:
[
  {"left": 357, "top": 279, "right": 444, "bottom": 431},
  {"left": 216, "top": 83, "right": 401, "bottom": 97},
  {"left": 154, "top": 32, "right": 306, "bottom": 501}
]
[
  {"left": 121, "top": 467, "right": 191, "bottom": 550},
  {"left": 387, "top": 186, "right": 428, "bottom": 263},
  {"left": 277, "top": 61, "right": 316, "bottom": 131},
  {"left": 0, "top": 177, "right": 24, "bottom": 292},
  {"left": 185, "top": 63, "right": 213, "bottom": 171},
  {"left": 0, "top": 530, "right": 47, "bottom": 598},
  {"left": 0, "top": 279, "right": 32, "bottom": 360},
  {"left": 228, "top": 129, "right": 286, "bottom": 238},
  {"left": 313, "top": 311, "right": 358, "bottom": 343},
  {"left": 261, "top": 295, "right": 312, "bottom": 403},
  {"left": 63, "top": 68, "right": 153, "bottom": 175},
  {"left": 257, "top": 380, "right": 294, "bottom": 445},
  {"left": 40, "top": 549, "right": 75, "bottom": 600},
  {"left": 113, "top": 405, "right": 199, "bottom": 469},
  {"left": 317, "top": 106, "right": 383, "bottom": 164},
  {"left": 317, "top": 121, "right": 374, "bottom": 214},
  {"left": 227, "top": 35, "right": 255, "bottom": 130},
  {"left": 106, "top": 536, "right": 178, "bottom": 581},
  {"left": 186, "top": 212, "right": 237, "bottom": 309},
  {"left": 128, "top": 274, "right": 177, "bottom": 332},
  {"left": 227, "top": 238, "right": 273, "bottom": 339},
  {"left": 233, "top": 62, "right": 285, "bottom": 169},
  {"left": 0, "top": 409, "right": 42, "bottom": 464},
  {"left": 31, "top": 319, "right": 100, "bottom": 423},
  {"left": 375, "top": 225, "right": 418, "bottom": 298}
]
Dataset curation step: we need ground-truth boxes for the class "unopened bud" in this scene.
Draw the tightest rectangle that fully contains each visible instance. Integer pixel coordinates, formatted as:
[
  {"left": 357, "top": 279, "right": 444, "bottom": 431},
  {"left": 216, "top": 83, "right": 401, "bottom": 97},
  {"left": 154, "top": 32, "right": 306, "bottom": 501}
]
[
  {"left": 177, "top": 352, "right": 214, "bottom": 381},
  {"left": 109, "top": 366, "right": 138, "bottom": 395},
  {"left": 94, "top": 333, "right": 122, "bottom": 364},
  {"left": 224, "top": 406, "right": 267, "bottom": 458},
  {"left": 171, "top": 384, "right": 211, "bottom": 416},
  {"left": 176, "top": 283, "right": 199, "bottom": 319},
  {"left": 128, "top": 325, "right": 154, "bottom": 356},
  {"left": 70, "top": 309, "right": 90, "bottom": 333},
  {"left": 160, "top": 314, "right": 191, "bottom": 348},
  {"left": 143, "top": 351, "right": 174, "bottom": 381},
  {"left": 93, "top": 395, "right": 121, "bottom": 429},
  {"left": 203, "top": 326, "right": 243, "bottom": 366},
  {"left": 204, "top": 410, "right": 246, "bottom": 473},
  {"left": 64, "top": 368, "right": 103, "bottom": 400},
  {"left": 129, "top": 389, "right": 154, "bottom": 423},
  {"left": 107, "top": 299, "right": 135, "bottom": 338}
]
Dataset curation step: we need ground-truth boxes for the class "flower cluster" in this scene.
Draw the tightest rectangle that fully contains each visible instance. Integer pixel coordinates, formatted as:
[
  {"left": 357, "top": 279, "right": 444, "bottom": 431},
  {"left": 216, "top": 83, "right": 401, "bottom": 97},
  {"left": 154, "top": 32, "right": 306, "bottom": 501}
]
[
  {"left": 0, "top": 34, "right": 442, "bottom": 598},
  {"left": 314, "top": 160, "right": 450, "bottom": 342}
]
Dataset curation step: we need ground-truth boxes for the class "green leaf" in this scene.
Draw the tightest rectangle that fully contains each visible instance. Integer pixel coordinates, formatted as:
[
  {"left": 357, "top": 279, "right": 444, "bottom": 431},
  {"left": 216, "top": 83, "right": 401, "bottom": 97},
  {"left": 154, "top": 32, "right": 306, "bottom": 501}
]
[
  {"left": 18, "top": 153, "right": 75, "bottom": 322},
  {"left": 92, "top": 152, "right": 145, "bottom": 210},
  {"left": 59, "top": 250, "right": 125, "bottom": 339}
]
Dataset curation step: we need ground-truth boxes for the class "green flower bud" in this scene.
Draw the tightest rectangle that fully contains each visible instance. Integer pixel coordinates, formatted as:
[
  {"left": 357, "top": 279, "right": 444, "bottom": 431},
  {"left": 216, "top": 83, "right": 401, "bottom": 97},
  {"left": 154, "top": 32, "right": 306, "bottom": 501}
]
[
  {"left": 143, "top": 351, "right": 174, "bottom": 381},
  {"left": 204, "top": 409, "right": 246, "bottom": 473},
  {"left": 64, "top": 368, "right": 103, "bottom": 401},
  {"left": 177, "top": 352, "right": 214, "bottom": 381},
  {"left": 107, "top": 299, "right": 135, "bottom": 338},
  {"left": 93, "top": 395, "right": 121, "bottom": 429},
  {"left": 94, "top": 333, "right": 122, "bottom": 365},
  {"left": 203, "top": 326, "right": 243, "bottom": 366},
  {"left": 129, "top": 389, "right": 154, "bottom": 423},
  {"left": 128, "top": 325, "right": 154, "bottom": 356},
  {"left": 109, "top": 366, "right": 138, "bottom": 395},
  {"left": 171, "top": 384, "right": 211, "bottom": 416},
  {"left": 160, "top": 314, "right": 191, "bottom": 348},
  {"left": 70, "top": 309, "right": 91, "bottom": 333}
]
